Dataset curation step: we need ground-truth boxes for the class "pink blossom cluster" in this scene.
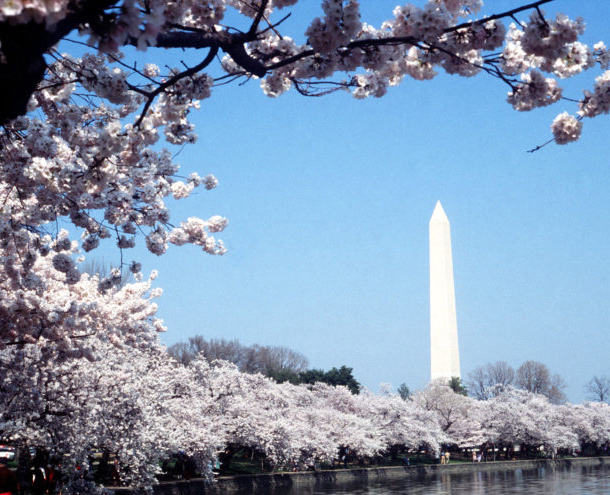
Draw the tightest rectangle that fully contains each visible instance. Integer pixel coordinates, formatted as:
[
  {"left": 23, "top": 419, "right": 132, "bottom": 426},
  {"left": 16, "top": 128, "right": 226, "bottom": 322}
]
[
  {"left": 1, "top": 0, "right": 609, "bottom": 145},
  {"left": 0, "top": 48, "right": 226, "bottom": 279},
  {"left": 0, "top": 244, "right": 163, "bottom": 356},
  {"left": 0, "top": 44, "right": 228, "bottom": 363},
  {"left": 248, "top": 0, "right": 597, "bottom": 120},
  {"left": 260, "top": 0, "right": 501, "bottom": 99},
  {"left": 306, "top": 0, "right": 361, "bottom": 54},
  {"left": 507, "top": 70, "right": 562, "bottom": 111},
  {"left": 164, "top": 0, "right": 226, "bottom": 30},
  {"left": 520, "top": 13, "right": 585, "bottom": 67},
  {"left": 579, "top": 71, "right": 610, "bottom": 118},
  {"left": 551, "top": 112, "right": 582, "bottom": 144},
  {"left": 235, "top": 2, "right": 608, "bottom": 145},
  {"left": 167, "top": 216, "right": 227, "bottom": 254},
  {"left": 0, "top": 0, "right": 69, "bottom": 25}
]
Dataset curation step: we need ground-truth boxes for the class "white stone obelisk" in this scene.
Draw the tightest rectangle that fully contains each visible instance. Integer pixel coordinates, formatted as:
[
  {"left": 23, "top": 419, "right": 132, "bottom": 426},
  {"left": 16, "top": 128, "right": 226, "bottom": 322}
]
[{"left": 429, "top": 201, "right": 461, "bottom": 381}]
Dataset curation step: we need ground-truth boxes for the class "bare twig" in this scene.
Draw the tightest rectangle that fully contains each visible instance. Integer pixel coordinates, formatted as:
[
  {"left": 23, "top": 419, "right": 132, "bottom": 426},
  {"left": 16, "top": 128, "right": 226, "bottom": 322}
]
[
  {"left": 527, "top": 137, "right": 555, "bottom": 152},
  {"left": 445, "top": 0, "right": 553, "bottom": 34}
]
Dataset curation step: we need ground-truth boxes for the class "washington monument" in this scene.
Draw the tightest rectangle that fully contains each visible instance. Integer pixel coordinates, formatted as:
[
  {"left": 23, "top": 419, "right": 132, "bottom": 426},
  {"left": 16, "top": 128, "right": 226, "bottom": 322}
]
[{"left": 429, "top": 201, "right": 461, "bottom": 381}]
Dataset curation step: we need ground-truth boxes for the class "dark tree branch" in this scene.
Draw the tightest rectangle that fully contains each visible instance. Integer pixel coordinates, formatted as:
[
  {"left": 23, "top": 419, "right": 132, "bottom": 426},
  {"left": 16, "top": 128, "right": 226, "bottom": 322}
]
[
  {"left": 2, "top": 331, "right": 97, "bottom": 347},
  {"left": 248, "top": 0, "right": 270, "bottom": 37},
  {"left": 0, "top": 0, "right": 557, "bottom": 125},
  {"left": 291, "top": 78, "right": 350, "bottom": 97},
  {"left": 154, "top": 31, "right": 220, "bottom": 49},
  {"left": 444, "top": 0, "right": 553, "bottom": 34},
  {"left": 134, "top": 46, "right": 219, "bottom": 127},
  {"left": 264, "top": 2, "right": 554, "bottom": 74},
  {"left": 154, "top": 30, "right": 267, "bottom": 77},
  {"left": 0, "top": 0, "right": 120, "bottom": 124}
]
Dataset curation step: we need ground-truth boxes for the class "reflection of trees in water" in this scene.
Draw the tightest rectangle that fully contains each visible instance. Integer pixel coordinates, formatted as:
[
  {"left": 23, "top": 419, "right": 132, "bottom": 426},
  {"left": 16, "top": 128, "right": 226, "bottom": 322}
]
[
  {"left": 234, "top": 465, "right": 610, "bottom": 495},
  {"left": 285, "top": 465, "right": 610, "bottom": 495},
  {"left": 469, "top": 471, "right": 484, "bottom": 495}
]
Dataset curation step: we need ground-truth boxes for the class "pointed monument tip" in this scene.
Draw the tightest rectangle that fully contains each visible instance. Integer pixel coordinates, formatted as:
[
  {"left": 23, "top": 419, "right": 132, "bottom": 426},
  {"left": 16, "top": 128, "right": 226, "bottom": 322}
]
[{"left": 430, "top": 200, "right": 449, "bottom": 223}]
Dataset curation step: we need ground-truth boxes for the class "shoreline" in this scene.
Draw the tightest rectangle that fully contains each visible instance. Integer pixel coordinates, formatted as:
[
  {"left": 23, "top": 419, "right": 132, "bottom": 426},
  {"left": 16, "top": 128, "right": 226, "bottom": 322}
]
[{"left": 112, "top": 456, "right": 610, "bottom": 494}]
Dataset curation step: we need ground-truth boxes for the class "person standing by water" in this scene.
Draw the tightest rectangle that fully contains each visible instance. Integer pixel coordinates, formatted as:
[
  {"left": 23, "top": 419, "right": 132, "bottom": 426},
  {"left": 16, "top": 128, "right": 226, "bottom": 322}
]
[{"left": 31, "top": 464, "right": 46, "bottom": 495}]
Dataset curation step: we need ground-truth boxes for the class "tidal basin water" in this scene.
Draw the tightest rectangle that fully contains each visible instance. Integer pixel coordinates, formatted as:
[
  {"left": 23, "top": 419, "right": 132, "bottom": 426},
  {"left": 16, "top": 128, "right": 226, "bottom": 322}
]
[{"left": 232, "top": 464, "right": 610, "bottom": 495}]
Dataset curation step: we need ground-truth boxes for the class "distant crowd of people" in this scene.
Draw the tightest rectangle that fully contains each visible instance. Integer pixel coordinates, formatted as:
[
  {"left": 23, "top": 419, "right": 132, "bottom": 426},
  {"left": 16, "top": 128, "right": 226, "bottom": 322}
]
[{"left": 0, "top": 454, "right": 58, "bottom": 495}]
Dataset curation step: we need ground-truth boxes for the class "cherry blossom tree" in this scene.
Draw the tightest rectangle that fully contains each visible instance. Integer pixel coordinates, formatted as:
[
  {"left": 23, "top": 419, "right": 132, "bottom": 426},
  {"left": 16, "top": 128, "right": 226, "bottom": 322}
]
[
  {"left": 364, "top": 387, "right": 445, "bottom": 455},
  {"left": 0, "top": 244, "right": 166, "bottom": 357},
  {"left": 185, "top": 359, "right": 448, "bottom": 471},
  {"left": 472, "top": 387, "right": 578, "bottom": 457},
  {"left": 566, "top": 401, "right": 610, "bottom": 451},
  {"left": 1, "top": 0, "right": 610, "bottom": 143},
  {"left": 414, "top": 380, "right": 473, "bottom": 436},
  {"left": 0, "top": 255, "right": 222, "bottom": 493},
  {"left": 0, "top": 340, "right": 214, "bottom": 492}
]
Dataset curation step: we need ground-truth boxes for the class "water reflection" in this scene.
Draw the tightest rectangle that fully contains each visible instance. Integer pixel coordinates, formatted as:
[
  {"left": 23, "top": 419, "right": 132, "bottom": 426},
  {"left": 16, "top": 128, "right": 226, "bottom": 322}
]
[{"left": 230, "top": 464, "right": 610, "bottom": 495}]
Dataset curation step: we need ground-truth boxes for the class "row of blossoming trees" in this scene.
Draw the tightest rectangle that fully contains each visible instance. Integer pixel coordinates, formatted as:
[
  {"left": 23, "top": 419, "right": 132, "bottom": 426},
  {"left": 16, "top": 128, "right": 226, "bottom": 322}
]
[
  {"left": 3, "top": 0, "right": 610, "bottom": 492},
  {"left": 3, "top": 301, "right": 610, "bottom": 494}
]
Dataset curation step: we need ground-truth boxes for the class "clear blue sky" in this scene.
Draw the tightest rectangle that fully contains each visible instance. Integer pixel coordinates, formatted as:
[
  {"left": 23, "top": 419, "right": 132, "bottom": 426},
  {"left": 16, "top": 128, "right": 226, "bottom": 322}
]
[{"left": 90, "top": 1, "right": 610, "bottom": 402}]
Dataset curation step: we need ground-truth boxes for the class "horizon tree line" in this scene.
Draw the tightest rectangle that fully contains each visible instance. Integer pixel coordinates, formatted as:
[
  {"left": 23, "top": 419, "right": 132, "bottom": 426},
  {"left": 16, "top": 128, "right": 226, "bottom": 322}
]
[{"left": 168, "top": 336, "right": 607, "bottom": 404}]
